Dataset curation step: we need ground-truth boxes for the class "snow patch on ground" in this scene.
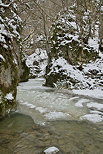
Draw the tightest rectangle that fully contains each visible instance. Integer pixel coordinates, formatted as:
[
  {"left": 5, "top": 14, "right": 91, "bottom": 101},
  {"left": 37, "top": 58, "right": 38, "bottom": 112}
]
[
  {"left": 90, "top": 110, "right": 103, "bottom": 115},
  {"left": 75, "top": 99, "right": 89, "bottom": 107},
  {"left": 80, "top": 114, "right": 103, "bottom": 123},
  {"left": 87, "top": 102, "right": 103, "bottom": 110},
  {"left": 73, "top": 89, "right": 103, "bottom": 99}
]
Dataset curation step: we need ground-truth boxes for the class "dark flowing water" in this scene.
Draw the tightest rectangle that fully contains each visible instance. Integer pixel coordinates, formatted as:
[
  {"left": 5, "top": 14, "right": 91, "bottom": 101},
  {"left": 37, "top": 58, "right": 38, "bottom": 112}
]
[
  {"left": 0, "top": 113, "right": 103, "bottom": 154},
  {"left": 0, "top": 78, "right": 103, "bottom": 154}
]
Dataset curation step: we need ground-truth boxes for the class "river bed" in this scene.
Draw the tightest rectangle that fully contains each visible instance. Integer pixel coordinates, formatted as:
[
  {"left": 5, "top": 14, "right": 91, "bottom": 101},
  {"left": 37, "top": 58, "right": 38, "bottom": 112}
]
[{"left": 0, "top": 78, "right": 103, "bottom": 154}]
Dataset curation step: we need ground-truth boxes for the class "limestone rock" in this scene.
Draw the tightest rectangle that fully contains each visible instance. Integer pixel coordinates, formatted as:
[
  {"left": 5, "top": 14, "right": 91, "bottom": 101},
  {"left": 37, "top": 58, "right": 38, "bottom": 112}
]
[
  {"left": 0, "top": 0, "right": 28, "bottom": 118},
  {"left": 45, "top": 3, "right": 103, "bottom": 90}
]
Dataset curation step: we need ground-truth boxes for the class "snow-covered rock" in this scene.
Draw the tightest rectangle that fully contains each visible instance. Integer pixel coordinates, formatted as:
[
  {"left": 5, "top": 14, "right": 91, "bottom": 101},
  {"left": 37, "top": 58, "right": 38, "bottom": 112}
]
[
  {"left": 0, "top": 0, "right": 24, "bottom": 118},
  {"left": 45, "top": 2, "right": 103, "bottom": 91},
  {"left": 4, "top": 93, "right": 14, "bottom": 101},
  {"left": 26, "top": 48, "right": 48, "bottom": 78},
  {"left": 44, "top": 147, "right": 60, "bottom": 154},
  {"left": 0, "top": 0, "right": 22, "bottom": 49}
]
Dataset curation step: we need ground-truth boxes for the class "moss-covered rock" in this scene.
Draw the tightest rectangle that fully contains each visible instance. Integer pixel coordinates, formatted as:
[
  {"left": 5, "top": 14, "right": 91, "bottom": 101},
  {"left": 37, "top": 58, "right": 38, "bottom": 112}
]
[
  {"left": 0, "top": 0, "right": 29, "bottom": 118},
  {"left": 0, "top": 46, "right": 18, "bottom": 118}
]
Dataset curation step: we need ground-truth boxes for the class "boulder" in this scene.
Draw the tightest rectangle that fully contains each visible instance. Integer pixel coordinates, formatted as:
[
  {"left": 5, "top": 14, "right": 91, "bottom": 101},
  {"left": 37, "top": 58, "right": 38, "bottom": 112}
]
[{"left": 45, "top": 4, "right": 102, "bottom": 90}]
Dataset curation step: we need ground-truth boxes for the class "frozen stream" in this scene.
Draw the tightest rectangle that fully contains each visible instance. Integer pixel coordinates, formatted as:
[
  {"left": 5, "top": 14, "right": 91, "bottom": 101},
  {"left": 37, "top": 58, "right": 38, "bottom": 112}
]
[{"left": 17, "top": 78, "right": 103, "bottom": 125}]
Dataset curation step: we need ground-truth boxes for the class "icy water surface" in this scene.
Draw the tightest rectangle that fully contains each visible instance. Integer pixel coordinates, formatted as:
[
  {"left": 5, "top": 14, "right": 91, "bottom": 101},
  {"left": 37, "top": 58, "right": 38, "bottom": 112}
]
[
  {"left": 0, "top": 78, "right": 103, "bottom": 154},
  {"left": 17, "top": 78, "right": 103, "bottom": 125}
]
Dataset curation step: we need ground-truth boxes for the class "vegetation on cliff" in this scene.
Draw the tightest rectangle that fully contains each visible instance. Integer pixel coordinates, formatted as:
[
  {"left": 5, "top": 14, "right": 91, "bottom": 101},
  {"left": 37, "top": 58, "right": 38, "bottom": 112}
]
[{"left": 45, "top": 0, "right": 103, "bottom": 90}]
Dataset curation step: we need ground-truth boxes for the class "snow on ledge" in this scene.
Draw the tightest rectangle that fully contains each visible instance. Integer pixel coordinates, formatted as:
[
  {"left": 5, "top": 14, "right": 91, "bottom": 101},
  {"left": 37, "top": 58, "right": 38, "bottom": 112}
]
[
  {"left": 0, "top": 54, "right": 5, "bottom": 62},
  {"left": 5, "top": 93, "right": 14, "bottom": 100}
]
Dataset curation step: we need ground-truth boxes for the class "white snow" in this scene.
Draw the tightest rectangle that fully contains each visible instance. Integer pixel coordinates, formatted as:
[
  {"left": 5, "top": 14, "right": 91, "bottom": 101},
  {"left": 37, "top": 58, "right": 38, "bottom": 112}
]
[
  {"left": 0, "top": 54, "right": 5, "bottom": 62},
  {"left": 49, "top": 57, "right": 88, "bottom": 88},
  {"left": 8, "top": 19, "right": 20, "bottom": 39},
  {"left": 83, "top": 58, "right": 103, "bottom": 74},
  {"left": 48, "top": 54, "right": 103, "bottom": 90},
  {"left": 70, "top": 21, "right": 77, "bottom": 29},
  {"left": 44, "top": 147, "right": 59, "bottom": 154},
  {"left": 0, "top": 1, "right": 21, "bottom": 49},
  {"left": 20, "top": 102, "right": 35, "bottom": 109},
  {"left": 35, "top": 107, "right": 47, "bottom": 113},
  {"left": 0, "top": 91, "right": 2, "bottom": 104},
  {"left": 60, "top": 40, "right": 71, "bottom": 46},
  {"left": 26, "top": 48, "right": 47, "bottom": 66},
  {"left": 13, "top": 58, "right": 18, "bottom": 65},
  {"left": 73, "top": 89, "right": 103, "bottom": 99},
  {"left": 0, "top": 33, "right": 6, "bottom": 43},
  {"left": 68, "top": 96, "right": 79, "bottom": 101},
  {"left": 5, "top": 93, "right": 14, "bottom": 100},
  {"left": 13, "top": 3, "right": 17, "bottom": 10},
  {"left": 35, "top": 35, "right": 44, "bottom": 42},
  {"left": 17, "top": 78, "right": 103, "bottom": 125},
  {"left": 88, "top": 38, "right": 99, "bottom": 51},
  {"left": 75, "top": 99, "right": 89, "bottom": 107},
  {"left": 3, "top": 44, "right": 8, "bottom": 49},
  {"left": 0, "top": 24, "right": 8, "bottom": 43},
  {"left": 44, "top": 111, "right": 70, "bottom": 120},
  {"left": 0, "top": 2, "right": 10, "bottom": 8},
  {"left": 87, "top": 102, "right": 103, "bottom": 110},
  {"left": 90, "top": 110, "right": 103, "bottom": 115},
  {"left": 0, "top": 24, "right": 7, "bottom": 34},
  {"left": 26, "top": 48, "right": 48, "bottom": 77},
  {"left": 80, "top": 114, "right": 103, "bottom": 123},
  {"left": 101, "top": 6, "right": 103, "bottom": 11}
]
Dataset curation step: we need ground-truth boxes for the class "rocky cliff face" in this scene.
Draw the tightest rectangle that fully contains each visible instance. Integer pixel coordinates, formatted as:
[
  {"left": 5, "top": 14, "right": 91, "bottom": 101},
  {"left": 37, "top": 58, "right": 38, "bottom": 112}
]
[
  {"left": 0, "top": 46, "right": 18, "bottom": 117},
  {"left": 0, "top": 0, "right": 29, "bottom": 118},
  {"left": 45, "top": 3, "right": 103, "bottom": 90}
]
